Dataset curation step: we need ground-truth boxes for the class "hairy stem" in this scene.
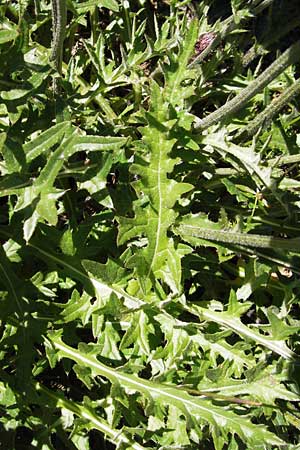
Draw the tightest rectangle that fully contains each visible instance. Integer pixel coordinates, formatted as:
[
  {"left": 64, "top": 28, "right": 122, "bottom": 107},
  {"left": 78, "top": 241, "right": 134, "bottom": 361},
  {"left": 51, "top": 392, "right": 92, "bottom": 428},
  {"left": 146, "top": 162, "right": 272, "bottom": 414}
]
[
  {"left": 51, "top": 0, "right": 67, "bottom": 75},
  {"left": 236, "top": 77, "right": 300, "bottom": 141},
  {"left": 176, "top": 225, "right": 300, "bottom": 252},
  {"left": 194, "top": 40, "right": 300, "bottom": 132}
]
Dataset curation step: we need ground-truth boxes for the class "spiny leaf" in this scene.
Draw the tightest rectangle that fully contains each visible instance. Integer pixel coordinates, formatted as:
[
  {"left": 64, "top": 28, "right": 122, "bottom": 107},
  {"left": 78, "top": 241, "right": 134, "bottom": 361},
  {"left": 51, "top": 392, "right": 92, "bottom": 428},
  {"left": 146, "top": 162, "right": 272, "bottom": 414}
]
[
  {"left": 82, "top": 258, "right": 145, "bottom": 309},
  {"left": 117, "top": 23, "right": 198, "bottom": 293},
  {"left": 164, "top": 19, "right": 199, "bottom": 108},
  {"left": 24, "top": 121, "right": 72, "bottom": 162},
  {"left": 120, "top": 310, "right": 152, "bottom": 355},
  {"left": 186, "top": 291, "right": 299, "bottom": 361},
  {"left": 201, "top": 132, "right": 273, "bottom": 189},
  {"left": 27, "top": 240, "right": 145, "bottom": 310},
  {"left": 197, "top": 375, "right": 300, "bottom": 405},
  {"left": 47, "top": 333, "right": 285, "bottom": 448},
  {"left": 20, "top": 133, "right": 127, "bottom": 239},
  {"left": 35, "top": 382, "right": 146, "bottom": 450},
  {"left": 155, "top": 313, "right": 255, "bottom": 374},
  {"left": 35, "top": 134, "right": 128, "bottom": 190}
]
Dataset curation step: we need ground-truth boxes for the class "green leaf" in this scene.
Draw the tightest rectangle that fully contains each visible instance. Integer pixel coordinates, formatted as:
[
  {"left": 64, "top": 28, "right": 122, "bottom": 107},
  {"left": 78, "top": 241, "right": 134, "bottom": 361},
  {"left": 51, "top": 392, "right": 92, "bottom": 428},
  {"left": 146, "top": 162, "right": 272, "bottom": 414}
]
[
  {"left": 47, "top": 334, "right": 285, "bottom": 448},
  {"left": 0, "top": 246, "right": 24, "bottom": 317},
  {"left": 0, "top": 132, "right": 6, "bottom": 154},
  {"left": 0, "top": 67, "right": 50, "bottom": 101},
  {"left": 35, "top": 134, "right": 127, "bottom": 190},
  {"left": 1, "top": 2, "right": 300, "bottom": 447},
  {"left": 155, "top": 312, "right": 254, "bottom": 375},
  {"left": 120, "top": 310, "right": 152, "bottom": 355},
  {"left": 97, "top": 322, "right": 122, "bottom": 360},
  {"left": 116, "top": 24, "right": 201, "bottom": 293},
  {"left": 266, "top": 309, "right": 300, "bottom": 341},
  {"left": 198, "top": 374, "right": 300, "bottom": 405},
  {"left": 35, "top": 382, "right": 146, "bottom": 450},
  {"left": 23, "top": 210, "right": 39, "bottom": 243},
  {"left": 6, "top": 231, "right": 144, "bottom": 310},
  {"left": 186, "top": 291, "right": 299, "bottom": 361},
  {"left": 201, "top": 132, "right": 272, "bottom": 189},
  {"left": 17, "top": 133, "right": 127, "bottom": 239},
  {"left": 118, "top": 82, "right": 192, "bottom": 293},
  {"left": 82, "top": 258, "right": 145, "bottom": 309},
  {"left": 1, "top": 136, "right": 24, "bottom": 173},
  {"left": 36, "top": 189, "right": 65, "bottom": 226},
  {"left": 24, "top": 121, "right": 72, "bottom": 163},
  {"left": 61, "top": 289, "right": 95, "bottom": 325},
  {"left": 164, "top": 19, "right": 199, "bottom": 108},
  {"left": 0, "top": 173, "right": 30, "bottom": 197},
  {"left": 0, "top": 29, "right": 19, "bottom": 44}
]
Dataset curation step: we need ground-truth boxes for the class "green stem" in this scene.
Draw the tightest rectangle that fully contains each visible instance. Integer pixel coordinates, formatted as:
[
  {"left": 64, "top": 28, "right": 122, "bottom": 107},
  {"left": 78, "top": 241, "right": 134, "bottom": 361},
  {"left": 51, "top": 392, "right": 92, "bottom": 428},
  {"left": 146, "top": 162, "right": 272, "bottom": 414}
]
[
  {"left": 236, "top": 77, "right": 300, "bottom": 141},
  {"left": 176, "top": 225, "right": 300, "bottom": 252},
  {"left": 51, "top": 0, "right": 67, "bottom": 76},
  {"left": 220, "top": 207, "right": 300, "bottom": 233},
  {"left": 95, "top": 92, "right": 118, "bottom": 121},
  {"left": 194, "top": 40, "right": 300, "bottom": 132}
]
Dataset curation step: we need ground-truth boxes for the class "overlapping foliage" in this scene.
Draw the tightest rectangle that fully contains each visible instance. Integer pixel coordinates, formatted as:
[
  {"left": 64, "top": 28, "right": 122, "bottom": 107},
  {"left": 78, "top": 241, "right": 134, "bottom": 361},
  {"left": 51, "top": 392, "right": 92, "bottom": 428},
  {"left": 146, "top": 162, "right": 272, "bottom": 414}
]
[{"left": 0, "top": 0, "right": 300, "bottom": 448}]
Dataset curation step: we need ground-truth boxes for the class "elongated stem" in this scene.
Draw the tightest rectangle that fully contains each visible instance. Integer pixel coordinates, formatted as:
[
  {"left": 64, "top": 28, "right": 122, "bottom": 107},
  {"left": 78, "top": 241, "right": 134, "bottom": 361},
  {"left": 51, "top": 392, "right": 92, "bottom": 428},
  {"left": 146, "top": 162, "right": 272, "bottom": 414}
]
[
  {"left": 50, "top": 0, "right": 67, "bottom": 75},
  {"left": 194, "top": 40, "right": 300, "bottom": 132},
  {"left": 176, "top": 225, "right": 300, "bottom": 252},
  {"left": 236, "top": 77, "right": 300, "bottom": 141}
]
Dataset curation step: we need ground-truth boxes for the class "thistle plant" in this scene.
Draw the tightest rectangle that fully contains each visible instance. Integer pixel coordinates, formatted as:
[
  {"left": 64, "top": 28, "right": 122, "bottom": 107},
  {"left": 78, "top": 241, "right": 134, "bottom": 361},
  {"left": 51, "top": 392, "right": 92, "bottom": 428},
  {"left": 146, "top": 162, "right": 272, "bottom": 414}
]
[{"left": 0, "top": 1, "right": 300, "bottom": 449}]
